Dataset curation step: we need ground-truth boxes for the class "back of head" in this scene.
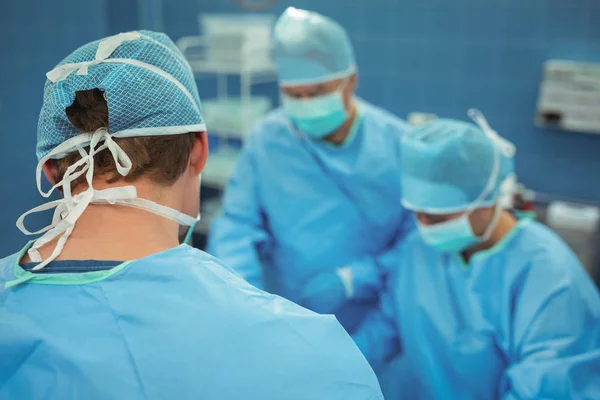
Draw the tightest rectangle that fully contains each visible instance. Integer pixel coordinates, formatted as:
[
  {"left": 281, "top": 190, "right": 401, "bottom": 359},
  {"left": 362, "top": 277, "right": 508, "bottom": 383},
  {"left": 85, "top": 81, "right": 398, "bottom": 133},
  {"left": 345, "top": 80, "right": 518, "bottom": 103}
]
[
  {"left": 56, "top": 89, "right": 195, "bottom": 189},
  {"left": 400, "top": 114, "right": 515, "bottom": 213},
  {"left": 19, "top": 30, "right": 207, "bottom": 270},
  {"left": 272, "top": 7, "right": 356, "bottom": 85}
]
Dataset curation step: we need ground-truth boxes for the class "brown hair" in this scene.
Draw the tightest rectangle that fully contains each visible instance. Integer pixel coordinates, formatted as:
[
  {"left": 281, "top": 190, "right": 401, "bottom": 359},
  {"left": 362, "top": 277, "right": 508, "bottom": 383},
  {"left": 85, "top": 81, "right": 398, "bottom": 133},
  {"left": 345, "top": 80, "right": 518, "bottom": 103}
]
[{"left": 54, "top": 89, "right": 196, "bottom": 188}]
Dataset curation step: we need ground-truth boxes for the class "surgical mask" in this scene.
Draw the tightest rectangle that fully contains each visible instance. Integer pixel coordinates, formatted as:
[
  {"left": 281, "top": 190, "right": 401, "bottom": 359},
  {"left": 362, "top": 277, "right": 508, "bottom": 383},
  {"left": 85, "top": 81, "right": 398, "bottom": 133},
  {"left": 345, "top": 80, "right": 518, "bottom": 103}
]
[
  {"left": 417, "top": 204, "right": 501, "bottom": 253},
  {"left": 17, "top": 128, "right": 200, "bottom": 270},
  {"left": 280, "top": 80, "right": 349, "bottom": 138},
  {"left": 416, "top": 109, "right": 514, "bottom": 253}
]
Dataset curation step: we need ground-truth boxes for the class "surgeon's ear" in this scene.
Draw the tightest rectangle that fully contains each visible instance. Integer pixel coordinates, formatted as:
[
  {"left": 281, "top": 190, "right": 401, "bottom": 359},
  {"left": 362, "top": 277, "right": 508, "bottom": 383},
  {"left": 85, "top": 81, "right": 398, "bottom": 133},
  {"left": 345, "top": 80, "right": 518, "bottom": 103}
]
[
  {"left": 188, "top": 132, "right": 209, "bottom": 176},
  {"left": 469, "top": 207, "right": 496, "bottom": 237},
  {"left": 343, "top": 73, "right": 358, "bottom": 110},
  {"left": 348, "top": 73, "right": 358, "bottom": 92},
  {"left": 42, "top": 160, "right": 58, "bottom": 186}
]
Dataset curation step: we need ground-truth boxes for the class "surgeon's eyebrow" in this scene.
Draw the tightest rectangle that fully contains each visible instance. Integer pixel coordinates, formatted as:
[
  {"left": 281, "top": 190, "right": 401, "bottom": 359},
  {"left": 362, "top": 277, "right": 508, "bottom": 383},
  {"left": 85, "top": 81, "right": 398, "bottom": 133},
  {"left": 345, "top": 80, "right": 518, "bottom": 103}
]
[{"left": 311, "top": 84, "right": 329, "bottom": 95}]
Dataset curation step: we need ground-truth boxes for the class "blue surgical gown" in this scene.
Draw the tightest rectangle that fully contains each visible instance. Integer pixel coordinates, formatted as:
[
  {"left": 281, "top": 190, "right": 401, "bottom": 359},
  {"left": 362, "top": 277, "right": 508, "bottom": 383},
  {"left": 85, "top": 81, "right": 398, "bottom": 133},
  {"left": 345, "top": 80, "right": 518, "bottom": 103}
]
[
  {"left": 354, "top": 219, "right": 600, "bottom": 399},
  {"left": 208, "top": 100, "right": 414, "bottom": 332},
  {"left": 0, "top": 243, "right": 383, "bottom": 399}
]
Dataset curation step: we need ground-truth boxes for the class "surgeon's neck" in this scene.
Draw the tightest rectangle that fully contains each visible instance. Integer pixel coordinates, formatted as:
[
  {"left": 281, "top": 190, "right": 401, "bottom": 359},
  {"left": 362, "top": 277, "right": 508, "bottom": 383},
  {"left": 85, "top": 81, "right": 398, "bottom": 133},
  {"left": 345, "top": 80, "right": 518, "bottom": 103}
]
[
  {"left": 461, "top": 210, "right": 517, "bottom": 263},
  {"left": 20, "top": 179, "right": 182, "bottom": 264},
  {"left": 323, "top": 99, "right": 357, "bottom": 145}
]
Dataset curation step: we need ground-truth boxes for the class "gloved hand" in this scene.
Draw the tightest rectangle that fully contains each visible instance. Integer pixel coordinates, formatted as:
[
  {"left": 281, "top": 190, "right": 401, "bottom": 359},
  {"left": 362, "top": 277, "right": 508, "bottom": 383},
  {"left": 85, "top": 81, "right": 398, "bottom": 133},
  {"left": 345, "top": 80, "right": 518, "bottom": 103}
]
[{"left": 299, "top": 267, "right": 354, "bottom": 314}]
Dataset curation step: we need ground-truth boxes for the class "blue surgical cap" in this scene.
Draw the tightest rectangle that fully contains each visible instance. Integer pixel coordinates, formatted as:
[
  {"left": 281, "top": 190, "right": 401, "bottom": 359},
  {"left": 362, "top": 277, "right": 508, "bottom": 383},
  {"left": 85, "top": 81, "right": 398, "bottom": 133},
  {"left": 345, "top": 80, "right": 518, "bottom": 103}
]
[
  {"left": 37, "top": 30, "right": 205, "bottom": 161},
  {"left": 400, "top": 114, "right": 515, "bottom": 214},
  {"left": 272, "top": 7, "right": 356, "bottom": 86}
]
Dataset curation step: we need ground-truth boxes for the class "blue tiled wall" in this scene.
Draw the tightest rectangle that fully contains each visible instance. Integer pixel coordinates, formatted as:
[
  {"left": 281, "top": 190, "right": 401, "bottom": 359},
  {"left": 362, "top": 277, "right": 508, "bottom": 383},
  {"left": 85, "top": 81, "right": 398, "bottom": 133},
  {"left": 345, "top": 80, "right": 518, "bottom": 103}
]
[
  {"left": 0, "top": 0, "right": 108, "bottom": 255},
  {"left": 164, "top": 0, "right": 600, "bottom": 202},
  {"left": 1, "top": 0, "right": 599, "bottom": 256}
]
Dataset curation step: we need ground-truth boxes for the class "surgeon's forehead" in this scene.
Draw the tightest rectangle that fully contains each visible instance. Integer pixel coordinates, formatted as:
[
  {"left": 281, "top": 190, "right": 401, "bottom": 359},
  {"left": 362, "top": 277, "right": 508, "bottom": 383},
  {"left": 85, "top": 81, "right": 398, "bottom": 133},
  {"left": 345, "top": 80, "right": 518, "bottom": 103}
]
[{"left": 280, "top": 78, "right": 343, "bottom": 95}]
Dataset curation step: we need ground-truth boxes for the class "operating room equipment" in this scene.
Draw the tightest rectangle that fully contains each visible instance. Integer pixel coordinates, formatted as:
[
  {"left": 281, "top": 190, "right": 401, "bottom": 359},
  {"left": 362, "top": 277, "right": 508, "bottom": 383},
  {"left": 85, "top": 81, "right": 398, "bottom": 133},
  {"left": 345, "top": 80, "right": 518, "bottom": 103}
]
[
  {"left": 537, "top": 60, "right": 600, "bottom": 134},
  {"left": 177, "top": 14, "right": 278, "bottom": 190},
  {"left": 407, "top": 112, "right": 438, "bottom": 126},
  {"left": 545, "top": 200, "right": 600, "bottom": 281}
]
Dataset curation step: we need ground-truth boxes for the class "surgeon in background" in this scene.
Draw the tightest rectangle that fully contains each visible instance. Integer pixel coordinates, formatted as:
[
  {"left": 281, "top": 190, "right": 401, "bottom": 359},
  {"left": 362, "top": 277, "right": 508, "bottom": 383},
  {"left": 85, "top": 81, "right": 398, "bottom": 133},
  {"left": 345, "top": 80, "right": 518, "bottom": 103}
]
[
  {"left": 353, "top": 111, "right": 600, "bottom": 399},
  {"left": 0, "top": 31, "right": 384, "bottom": 399},
  {"left": 208, "top": 7, "right": 413, "bottom": 333}
]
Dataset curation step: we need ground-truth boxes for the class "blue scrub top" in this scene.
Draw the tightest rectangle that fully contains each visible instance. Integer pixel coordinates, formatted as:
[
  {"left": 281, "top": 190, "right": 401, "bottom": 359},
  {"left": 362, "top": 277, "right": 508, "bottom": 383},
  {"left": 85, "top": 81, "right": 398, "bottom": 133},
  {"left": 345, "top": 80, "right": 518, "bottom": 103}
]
[
  {"left": 208, "top": 100, "right": 414, "bottom": 332},
  {"left": 0, "top": 244, "right": 383, "bottom": 399},
  {"left": 355, "top": 219, "right": 600, "bottom": 399}
]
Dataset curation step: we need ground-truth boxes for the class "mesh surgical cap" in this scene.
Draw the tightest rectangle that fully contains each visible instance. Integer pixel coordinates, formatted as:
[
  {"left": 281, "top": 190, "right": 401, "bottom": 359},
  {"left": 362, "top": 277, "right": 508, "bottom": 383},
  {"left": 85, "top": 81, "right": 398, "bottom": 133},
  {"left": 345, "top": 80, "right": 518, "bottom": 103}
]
[
  {"left": 37, "top": 30, "right": 205, "bottom": 161},
  {"left": 272, "top": 7, "right": 356, "bottom": 86},
  {"left": 400, "top": 110, "right": 516, "bottom": 214}
]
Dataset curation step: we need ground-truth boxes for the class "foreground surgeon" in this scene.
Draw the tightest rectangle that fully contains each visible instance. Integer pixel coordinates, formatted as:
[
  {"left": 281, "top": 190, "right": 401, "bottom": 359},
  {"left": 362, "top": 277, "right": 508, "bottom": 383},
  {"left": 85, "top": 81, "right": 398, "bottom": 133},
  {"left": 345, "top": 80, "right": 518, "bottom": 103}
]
[
  {"left": 208, "top": 7, "right": 413, "bottom": 332},
  {"left": 353, "top": 111, "right": 600, "bottom": 399},
  {"left": 0, "top": 31, "right": 384, "bottom": 399}
]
